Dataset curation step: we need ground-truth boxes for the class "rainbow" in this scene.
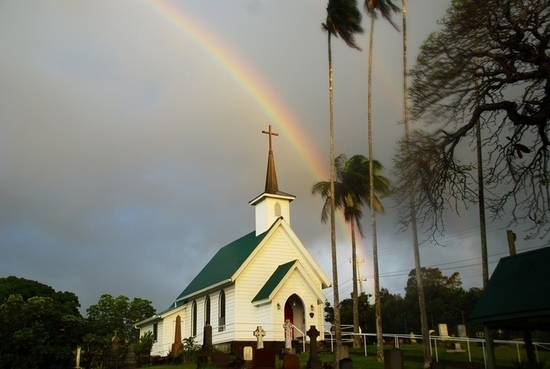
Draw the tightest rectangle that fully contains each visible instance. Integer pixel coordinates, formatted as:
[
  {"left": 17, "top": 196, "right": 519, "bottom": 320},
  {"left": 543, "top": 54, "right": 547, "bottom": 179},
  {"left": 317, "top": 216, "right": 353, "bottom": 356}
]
[
  {"left": 143, "top": 0, "right": 328, "bottom": 181},
  {"left": 142, "top": 1, "right": 375, "bottom": 264}
]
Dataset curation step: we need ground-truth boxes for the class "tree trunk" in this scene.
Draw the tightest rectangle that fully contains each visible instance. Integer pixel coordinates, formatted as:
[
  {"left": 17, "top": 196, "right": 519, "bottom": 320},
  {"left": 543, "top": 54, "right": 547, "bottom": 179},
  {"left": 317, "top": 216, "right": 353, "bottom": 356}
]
[
  {"left": 367, "top": 14, "right": 384, "bottom": 362},
  {"left": 474, "top": 62, "right": 489, "bottom": 288},
  {"left": 328, "top": 30, "right": 342, "bottom": 369},
  {"left": 351, "top": 221, "right": 361, "bottom": 348},
  {"left": 402, "top": 1, "right": 431, "bottom": 367}
]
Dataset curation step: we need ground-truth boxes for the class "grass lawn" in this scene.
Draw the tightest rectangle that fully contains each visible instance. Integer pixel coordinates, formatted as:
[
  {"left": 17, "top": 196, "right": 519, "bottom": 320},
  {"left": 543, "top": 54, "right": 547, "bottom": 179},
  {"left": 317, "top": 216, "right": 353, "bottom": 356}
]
[{"left": 141, "top": 342, "right": 550, "bottom": 369}]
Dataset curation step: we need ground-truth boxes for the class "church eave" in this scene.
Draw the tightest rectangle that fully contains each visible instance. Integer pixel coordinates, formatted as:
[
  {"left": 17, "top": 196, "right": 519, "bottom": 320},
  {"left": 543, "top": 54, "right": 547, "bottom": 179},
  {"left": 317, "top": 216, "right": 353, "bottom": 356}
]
[
  {"left": 248, "top": 191, "right": 295, "bottom": 205},
  {"left": 175, "top": 278, "right": 233, "bottom": 304}
]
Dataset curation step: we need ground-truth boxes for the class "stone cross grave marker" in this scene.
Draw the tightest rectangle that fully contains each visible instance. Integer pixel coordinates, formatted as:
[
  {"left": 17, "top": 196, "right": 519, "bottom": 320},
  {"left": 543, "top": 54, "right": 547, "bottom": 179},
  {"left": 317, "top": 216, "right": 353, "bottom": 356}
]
[
  {"left": 306, "top": 325, "right": 322, "bottom": 369},
  {"left": 283, "top": 319, "right": 293, "bottom": 351},
  {"left": 253, "top": 326, "right": 266, "bottom": 349}
]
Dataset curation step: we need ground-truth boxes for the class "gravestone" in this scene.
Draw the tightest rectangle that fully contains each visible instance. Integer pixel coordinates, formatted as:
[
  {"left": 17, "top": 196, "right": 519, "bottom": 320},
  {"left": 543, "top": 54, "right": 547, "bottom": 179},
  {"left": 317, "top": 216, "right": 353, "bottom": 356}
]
[
  {"left": 283, "top": 320, "right": 293, "bottom": 353},
  {"left": 409, "top": 332, "right": 417, "bottom": 344},
  {"left": 438, "top": 324, "right": 449, "bottom": 341},
  {"left": 306, "top": 325, "right": 322, "bottom": 369},
  {"left": 446, "top": 342, "right": 465, "bottom": 354},
  {"left": 340, "top": 358, "right": 353, "bottom": 369},
  {"left": 172, "top": 315, "right": 183, "bottom": 356},
  {"left": 253, "top": 326, "right": 266, "bottom": 349},
  {"left": 75, "top": 346, "right": 82, "bottom": 369},
  {"left": 110, "top": 331, "right": 121, "bottom": 368},
  {"left": 124, "top": 344, "right": 137, "bottom": 368},
  {"left": 383, "top": 348, "right": 403, "bottom": 369},
  {"left": 457, "top": 324, "right": 467, "bottom": 338},
  {"left": 244, "top": 346, "right": 253, "bottom": 361},
  {"left": 252, "top": 347, "right": 276, "bottom": 369},
  {"left": 244, "top": 346, "right": 253, "bottom": 369},
  {"left": 198, "top": 325, "right": 213, "bottom": 369},
  {"left": 203, "top": 324, "right": 213, "bottom": 357},
  {"left": 282, "top": 354, "right": 300, "bottom": 369}
]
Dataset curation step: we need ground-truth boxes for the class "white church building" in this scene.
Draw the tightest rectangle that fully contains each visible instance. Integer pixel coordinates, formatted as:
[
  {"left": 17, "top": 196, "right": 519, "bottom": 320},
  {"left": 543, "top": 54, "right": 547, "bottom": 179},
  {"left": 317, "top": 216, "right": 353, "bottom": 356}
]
[{"left": 136, "top": 127, "right": 331, "bottom": 356}]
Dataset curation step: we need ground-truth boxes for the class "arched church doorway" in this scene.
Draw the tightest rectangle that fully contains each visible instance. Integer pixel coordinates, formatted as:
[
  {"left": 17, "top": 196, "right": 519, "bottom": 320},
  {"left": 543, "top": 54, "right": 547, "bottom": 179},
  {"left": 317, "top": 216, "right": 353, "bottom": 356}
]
[{"left": 284, "top": 294, "right": 305, "bottom": 339}]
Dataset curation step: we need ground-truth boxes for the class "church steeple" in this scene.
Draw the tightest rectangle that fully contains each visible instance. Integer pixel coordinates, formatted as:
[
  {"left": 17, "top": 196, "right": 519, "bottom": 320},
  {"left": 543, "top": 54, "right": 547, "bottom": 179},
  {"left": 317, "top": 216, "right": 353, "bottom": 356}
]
[
  {"left": 263, "top": 125, "right": 279, "bottom": 194},
  {"left": 249, "top": 125, "right": 295, "bottom": 235}
]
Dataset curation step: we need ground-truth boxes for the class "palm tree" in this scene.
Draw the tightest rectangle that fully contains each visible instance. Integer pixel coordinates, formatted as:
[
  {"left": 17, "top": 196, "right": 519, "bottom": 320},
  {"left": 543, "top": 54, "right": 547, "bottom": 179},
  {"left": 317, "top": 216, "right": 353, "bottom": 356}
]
[
  {"left": 401, "top": 0, "right": 431, "bottom": 367},
  {"left": 322, "top": 0, "right": 363, "bottom": 364},
  {"left": 363, "top": 0, "right": 400, "bottom": 361},
  {"left": 312, "top": 154, "right": 390, "bottom": 351}
]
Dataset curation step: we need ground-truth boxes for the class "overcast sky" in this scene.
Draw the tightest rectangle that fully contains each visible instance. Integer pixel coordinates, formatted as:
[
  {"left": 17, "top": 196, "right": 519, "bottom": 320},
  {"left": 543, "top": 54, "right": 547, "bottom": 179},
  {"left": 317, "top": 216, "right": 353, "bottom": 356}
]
[{"left": 1, "top": 0, "right": 545, "bottom": 315}]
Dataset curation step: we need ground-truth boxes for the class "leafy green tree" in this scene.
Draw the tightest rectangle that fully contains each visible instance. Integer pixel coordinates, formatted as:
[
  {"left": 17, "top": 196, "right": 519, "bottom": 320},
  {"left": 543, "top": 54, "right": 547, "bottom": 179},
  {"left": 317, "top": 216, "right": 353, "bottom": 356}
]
[
  {"left": 321, "top": 0, "right": 363, "bottom": 361},
  {"left": 378, "top": 288, "right": 407, "bottom": 333},
  {"left": 313, "top": 154, "right": 390, "bottom": 349},
  {"left": 403, "top": 267, "right": 482, "bottom": 336},
  {"left": 85, "top": 294, "right": 155, "bottom": 367},
  {"left": 394, "top": 0, "right": 550, "bottom": 241},
  {"left": 134, "top": 331, "right": 154, "bottom": 354},
  {"left": 86, "top": 294, "right": 155, "bottom": 342},
  {"left": 0, "top": 277, "right": 83, "bottom": 369}
]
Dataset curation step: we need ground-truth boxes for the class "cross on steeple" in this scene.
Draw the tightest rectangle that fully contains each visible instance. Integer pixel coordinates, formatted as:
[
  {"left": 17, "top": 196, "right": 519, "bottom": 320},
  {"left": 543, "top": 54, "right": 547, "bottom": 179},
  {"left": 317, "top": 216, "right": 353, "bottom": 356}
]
[
  {"left": 262, "top": 125, "right": 279, "bottom": 152},
  {"left": 262, "top": 125, "right": 279, "bottom": 194}
]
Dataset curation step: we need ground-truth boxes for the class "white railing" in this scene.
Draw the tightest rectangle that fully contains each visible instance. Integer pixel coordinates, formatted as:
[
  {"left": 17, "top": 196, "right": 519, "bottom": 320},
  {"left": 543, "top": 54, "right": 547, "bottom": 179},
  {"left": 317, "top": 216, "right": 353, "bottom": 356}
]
[{"left": 327, "top": 331, "right": 550, "bottom": 368}]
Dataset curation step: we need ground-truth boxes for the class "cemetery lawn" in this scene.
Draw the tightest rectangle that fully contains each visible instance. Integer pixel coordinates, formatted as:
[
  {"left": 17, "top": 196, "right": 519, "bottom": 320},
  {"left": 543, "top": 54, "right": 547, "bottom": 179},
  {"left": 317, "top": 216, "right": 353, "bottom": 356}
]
[{"left": 142, "top": 343, "right": 550, "bottom": 369}]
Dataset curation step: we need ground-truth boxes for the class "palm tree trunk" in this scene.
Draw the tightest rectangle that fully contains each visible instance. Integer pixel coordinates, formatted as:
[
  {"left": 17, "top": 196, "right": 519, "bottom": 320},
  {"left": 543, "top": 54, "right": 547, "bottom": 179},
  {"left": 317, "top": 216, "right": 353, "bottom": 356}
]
[
  {"left": 476, "top": 99, "right": 489, "bottom": 288},
  {"left": 328, "top": 30, "right": 342, "bottom": 368},
  {"left": 474, "top": 62, "right": 489, "bottom": 288},
  {"left": 401, "top": 1, "right": 431, "bottom": 367},
  {"left": 367, "top": 14, "right": 385, "bottom": 362},
  {"left": 351, "top": 221, "right": 360, "bottom": 349}
]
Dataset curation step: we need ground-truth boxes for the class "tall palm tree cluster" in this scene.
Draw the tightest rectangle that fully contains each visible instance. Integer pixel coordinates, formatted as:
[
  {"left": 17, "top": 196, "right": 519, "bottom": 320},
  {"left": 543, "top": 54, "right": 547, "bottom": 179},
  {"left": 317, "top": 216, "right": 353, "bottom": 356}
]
[
  {"left": 316, "top": 0, "right": 432, "bottom": 368},
  {"left": 312, "top": 154, "right": 390, "bottom": 357}
]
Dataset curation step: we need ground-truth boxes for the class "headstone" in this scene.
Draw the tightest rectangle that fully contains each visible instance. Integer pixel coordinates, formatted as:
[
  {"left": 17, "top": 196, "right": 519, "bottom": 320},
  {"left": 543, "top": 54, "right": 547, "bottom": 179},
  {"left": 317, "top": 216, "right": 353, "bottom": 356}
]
[
  {"left": 111, "top": 331, "right": 121, "bottom": 368},
  {"left": 446, "top": 342, "right": 465, "bottom": 354},
  {"left": 306, "top": 325, "right": 322, "bottom": 369},
  {"left": 438, "top": 323, "right": 449, "bottom": 341},
  {"left": 282, "top": 354, "right": 300, "bottom": 369},
  {"left": 243, "top": 346, "right": 253, "bottom": 361},
  {"left": 124, "top": 343, "right": 137, "bottom": 368},
  {"left": 283, "top": 320, "right": 293, "bottom": 352},
  {"left": 340, "top": 358, "right": 353, "bottom": 369},
  {"left": 172, "top": 315, "right": 183, "bottom": 356},
  {"left": 409, "top": 332, "right": 417, "bottom": 344},
  {"left": 252, "top": 347, "right": 276, "bottom": 369},
  {"left": 75, "top": 346, "right": 82, "bottom": 369},
  {"left": 197, "top": 324, "right": 213, "bottom": 369},
  {"left": 383, "top": 348, "right": 404, "bottom": 369},
  {"left": 457, "top": 324, "right": 467, "bottom": 338},
  {"left": 203, "top": 324, "right": 213, "bottom": 357},
  {"left": 253, "top": 326, "right": 266, "bottom": 349}
]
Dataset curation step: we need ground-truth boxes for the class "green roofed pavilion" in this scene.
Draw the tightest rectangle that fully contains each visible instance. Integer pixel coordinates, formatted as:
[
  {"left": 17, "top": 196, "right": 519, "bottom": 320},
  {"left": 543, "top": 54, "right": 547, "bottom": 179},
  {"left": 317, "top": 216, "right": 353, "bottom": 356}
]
[{"left": 470, "top": 246, "right": 550, "bottom": 331}]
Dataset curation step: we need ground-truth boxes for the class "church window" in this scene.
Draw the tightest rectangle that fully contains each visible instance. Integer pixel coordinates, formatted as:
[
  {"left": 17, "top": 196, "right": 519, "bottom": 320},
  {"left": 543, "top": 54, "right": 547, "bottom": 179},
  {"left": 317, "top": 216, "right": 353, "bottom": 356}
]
[
  {"left": 275, "top": 202, "right": 281, "bottom": 217},
  {"left": 191, "top": 300, "right": 197, "bottom": 337},
  {"left": 204, "top": 295, "right": 211, "bottom": 326},
  {"left": 218, "top": 290, "right": 226, "bottom": 332}
]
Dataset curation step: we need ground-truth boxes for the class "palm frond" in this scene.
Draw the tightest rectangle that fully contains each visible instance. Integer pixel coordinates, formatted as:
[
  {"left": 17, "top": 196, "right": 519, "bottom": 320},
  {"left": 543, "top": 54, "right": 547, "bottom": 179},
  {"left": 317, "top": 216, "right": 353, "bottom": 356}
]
[{"left": 364, "top": 0, "right": 400, "bottom": 31}]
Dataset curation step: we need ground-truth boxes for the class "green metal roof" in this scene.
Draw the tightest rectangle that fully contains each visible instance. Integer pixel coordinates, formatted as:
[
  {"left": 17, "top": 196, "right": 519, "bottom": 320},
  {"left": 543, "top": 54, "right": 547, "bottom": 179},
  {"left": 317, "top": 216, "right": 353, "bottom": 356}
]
[
  {"left": 470, "top": 246, "right": 550, "bottom": 331},
  {"left": 252, "top": 260, "right": 297, "bottom": 302},
  {"left": 175, "top": 228, "right": 270, "bottom": 302}
]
